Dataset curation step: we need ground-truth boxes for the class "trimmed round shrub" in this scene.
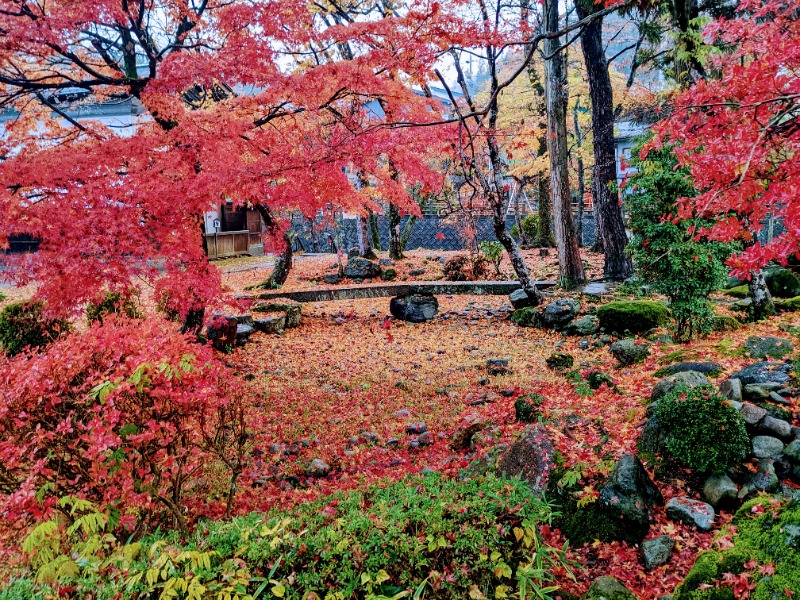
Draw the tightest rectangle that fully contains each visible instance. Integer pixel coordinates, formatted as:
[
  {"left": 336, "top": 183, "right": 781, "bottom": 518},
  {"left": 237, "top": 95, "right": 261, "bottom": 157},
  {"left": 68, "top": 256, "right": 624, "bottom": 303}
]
[
  {"left": 656, "top": 385, "right": 749, "bottom": 475},
  {"left": 514, "top": 393, "right": 544, "bottom": 423},
  {"left": 595, "top": 300, "right": 670, "bottom": 335},
  {"left": 442, "top": 254, "right": 489, "bottom": 281},
  {"left": 86, "top": 291, "right": 140, "bottom": 324},
  {"left": 0, "top": 301, "right": 68, "bottom": 356}
]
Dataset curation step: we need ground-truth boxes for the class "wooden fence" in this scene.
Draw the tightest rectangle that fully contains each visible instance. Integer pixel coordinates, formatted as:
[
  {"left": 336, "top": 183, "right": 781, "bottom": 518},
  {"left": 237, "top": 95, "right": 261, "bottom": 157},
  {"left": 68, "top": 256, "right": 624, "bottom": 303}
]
[{"left": 204, "top": 230, "right": 250, "bottom": 260}]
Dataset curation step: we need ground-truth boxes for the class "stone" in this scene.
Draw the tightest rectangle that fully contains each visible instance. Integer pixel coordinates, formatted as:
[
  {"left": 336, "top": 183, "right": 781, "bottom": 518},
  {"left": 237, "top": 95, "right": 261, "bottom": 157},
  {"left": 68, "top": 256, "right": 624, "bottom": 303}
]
[
  {"left": 253, "top": 313, "right": 286, "bottom": 334},
  {"left": 378, "top": 258, "right": 394, "bottom": 266},
  {"left": 744, "top": 336, "right": 794, "bottom": 359},
  {"left": 752, "top": 435, "right": 785, "bottom": 458},
  {"left": 642, "top": 536, "right": 675, "bottom": 571},
  {"left": 236, "top": 323, "right": 255, "bottom": 342},
  {"left": 545, "top": 352, "right": 574, "bottom": 371},
  {"left": 597, "top": 454, "right": 663, "bottom": 542},
  {"left": 740, "top": 460, "right": 780, "bottom": 497},
  {"left": 719, "top": 378, "right": 743, "bottom": 403},
  {"left": 595, "top": 300, "right": 670, "bottom": 335},
  {"left": 766, "top": 267, "right": 800, "bottom": 297},
  {"left": 703, "top": 475, "right": 739, "bottom": 509},
  {"left": 450, "top": 415, "right": 488, "bottom": 450},
  {"left": 740, "top": 402, "right": 767, "bottom": 426},
  {"left": 207, "top": 314, "right": 238, "bottom": 351},
  {"left": 665, "top": 497, "right": 715, "bottom": 531},
  {"left": 769, "top": 391, "right": 791, "bottom": 405},
  {"left": 639, "top": 415, "right": 668, "bottom": 455},
  {"left": 564, "top": 315, "right": 600, "bottom": 336},
  {"left": 390, "top": 294, "right": 438, "bottom": 323},
  {"left": 416, "top": 431, "right": 434, "bottom": 447},
  {"left": 581, "top": 577, "right": 636, "bottom": 600},
  {"left": 783, "top": 439, "right": 800, "bottom": 462},
  {"left": 323, "top": 273, "right": 341, "bottom": 285},
  {"left": 651, "top": 371, "right": 710, "bottom": 403},
  {"left": 743, "top": 383, "right": 773, "bottom": 401},
  {"left": 409, "top": 268, "right": 426, "bottom": 276},
  {"left": 586, "top": 370, "right": 614, "bottom": 390},
  {"left": 509, "top": 289, "right": 537, "bottom": 309},
  {"left": 486, "top": 358, "right": 510, "bottom": 376},
  {"left": 654, "top": 361, "right": 723, "bottom": 378},
  {"left": 609, "top": 339, "right": 651, "bottom": 366},
  {"left": 344, "top": 257, "right": 382, "bottom": 279},
  {"left": 252, "top": 300, "right": 302, "bottom": 328},
  {"left": 496, "top": 424, "right": 554, "bottom": 497},
  {"left": 407, "top": 422, "right": 427, "bottom": 435},
  {"left": 234, "top": 313, "right": 254, "bottom": 326},
  {"left": 730, "top": 361, "right": 793, "bottom": 386},
  {"left": 306, "top": 459, "right": 331, "bottom": 477},
  {"left": 757, "top": 416, "right": 793, "bottom": 440},
  {"left": 540, "top": 299, "right": 580, "bottom": 329}
]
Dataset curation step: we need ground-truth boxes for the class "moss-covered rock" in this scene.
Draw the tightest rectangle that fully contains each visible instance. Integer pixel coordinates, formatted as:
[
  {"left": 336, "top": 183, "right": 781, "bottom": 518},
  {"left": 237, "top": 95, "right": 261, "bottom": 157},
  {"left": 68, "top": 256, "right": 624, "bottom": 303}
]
[
  {"left": 775, "top": 295, "right": 800, "bottom": 312},
  {"left": 723, "top": 285, "right": 749, "bottom": 298},
  {"left": 674, "top": 497, "right": 800, "bottom": 600},
  {"left": 514, "top": 393, "right": 544, "bottom": 423},
  {"left": 581, "top": 577, "right": 636, "bottom": 600},
  {"left": 546, "top": 352, "right": 574, "bottom": 371},
  {"left": 511, "top": 306, "right": 540, "bottom": 328},
  {"left": 596, "top": 301, "right": 670, "bottom": 335},
  {"left": 767, "top": 268, "right": 800, "bottom": 298},
  {"left": 710, "top": 314, "right": 743, "bottom": 331},
  {"left": 380, "top": 268, "right": 397, "bottom": 281}
]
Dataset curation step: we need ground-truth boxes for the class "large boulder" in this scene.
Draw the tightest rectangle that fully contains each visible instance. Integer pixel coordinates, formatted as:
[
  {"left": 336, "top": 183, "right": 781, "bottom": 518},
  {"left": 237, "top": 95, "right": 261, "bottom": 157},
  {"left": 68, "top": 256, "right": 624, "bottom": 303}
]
[
  {"left": 766, "top": 267, "right": 800, "bottom": 298},
  {"left": 252, "top": 300, "right": 302, "bottom": 328},
  {"left": 540, "top": 299, "right": 580, "bottom": 329},
  {"left": 595, "top": 300, "right": 670, "bottom": 335},
  {"left": 729, "top": 361, "right": 793, "bottom": 386},
  {"left": 743, "top": 336, "right": 794, "bottom": 360},
  {"left": 654, "top": 361, "right": 723, "bottom": 378},
  {"left": 253, "top": 313, "right": 286, "bottom": 334},
  {"left": 703, "top": 475, "right": 739, "bottom": 510},
  {"left": 564, "top": 315, "right": 600, "bottom": 336},
  {"left": 596, "top": 454, "right": 663, "bottom": 543},
  {"left": 344, "top": 257, "right": 382, "bottom": 279},
  {"left": 666, "top": 497, "right": 715, "bottom": 531},
  {"left": 609, "top": 339, "right": 651, "bottom": 366},
  {"left": 651, "top": 371, "right": 710, "bottom": 403},
  {"left": 509, "top": 289, "right": 538, "bottom": 310},
  {"left": 511, "top": 307, "right": 540, "bottom": 328},
  {"left": 642, "top": 535, "right": 675, "bottom": 571},
  {"left": 581, "top": 577, "right": 636, "bottom": 600},
  {"left": 497, "top": 424, "right": 554, "bottom": 497},
  {"left": 389, "top": 294, "right": 438, "bottom": 323}
]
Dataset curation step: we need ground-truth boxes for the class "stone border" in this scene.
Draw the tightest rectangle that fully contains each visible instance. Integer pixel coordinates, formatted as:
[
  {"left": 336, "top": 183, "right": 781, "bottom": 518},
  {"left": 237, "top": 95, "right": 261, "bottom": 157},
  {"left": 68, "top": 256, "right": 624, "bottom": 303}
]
[{"left": 241, "top": 280, "right": 557, "bottom": 303}]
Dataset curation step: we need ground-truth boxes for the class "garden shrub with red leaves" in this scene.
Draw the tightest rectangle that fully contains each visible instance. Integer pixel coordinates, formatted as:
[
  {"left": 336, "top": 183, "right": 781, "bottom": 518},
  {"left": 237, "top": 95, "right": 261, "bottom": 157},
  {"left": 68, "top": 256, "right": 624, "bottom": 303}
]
[
  {"left": 442, "top": 254, "right": 490, "bottom": 281},
  {"left": 0, "top": 316, "right": 245, "bottom": 537}
]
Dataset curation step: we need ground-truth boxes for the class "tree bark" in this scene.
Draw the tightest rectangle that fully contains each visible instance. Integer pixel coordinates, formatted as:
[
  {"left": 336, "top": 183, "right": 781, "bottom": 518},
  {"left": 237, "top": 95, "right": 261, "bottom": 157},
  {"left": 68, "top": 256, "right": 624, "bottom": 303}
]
[
  {"left": 544, "top": 0, "right": 585, "bottom": 288},
  {"left": 748, "top": 270, "right": 775, "bottom": 321},
  {"left": 367, "top": 209, "right": 381, "bottom": 251},
  {"left": 573, "top": 101, "right": 586, "bottom": 248},
  {"left": 576, "top": 2, "right": 632, "bottom": 280},
  {"left": 388, "top": 203, "right": 403, "bottom": 260},
  {"left": 357, "top": 215, "right": 376, "bottom": 258},
  {"left": 254, "top": 205, "right": 292, "bottom": 288},
  {"left": 493, "top": 211, "right": 542, "bottom": 303},
  {"left": 400, "top": 215, "right": 418, "bottom": 253}
]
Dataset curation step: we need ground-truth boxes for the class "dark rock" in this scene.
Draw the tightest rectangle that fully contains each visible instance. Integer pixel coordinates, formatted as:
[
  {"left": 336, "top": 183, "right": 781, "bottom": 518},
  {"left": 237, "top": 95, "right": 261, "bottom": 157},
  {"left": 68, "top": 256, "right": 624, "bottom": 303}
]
[
  {"left": 651, "top": 371, "right": 710, "bottom": 403},
  {"left": 769, "top": 391, "right": 791, "bottom": 406},
  {"left": 752, "top": 435, "right": 784, "bottom": 458},
  {"left": 344, "top": 257, "right": 382, "bottom": 279},
  {"left": 740, "top": 402, "right": 767, "bottom": 426},
  {"left": 323, "top": 273, "right": 341, "bottom": 285},
  {"left": 719, "top": 378, "right": 743, "bottom": 403},
  {"left": 252, "top": 300, "right": 302, "bottom": 328},
  {"left": 740, "top": 459, "right": 780, "bottom": 497},
  {"left": 743, "top": 335, "right": 794, "bottom": 359},
  {"left": 783, "top": 439, "right": 800, "bottom": 462},
  {"left": 207, "top": 314, "right": 238, "bottom": 351},
  {"left": 390, "top": 293, "right": 438, "bottom": 323},
  {"left": 234, "top": 314, "right": 254, "bottom": 326},
  {"left": 416, "top": 431, "right": 434, "bottom": 446},
  {"left": 642, "top": 536, "right": 675, "bottom": 570},
  {"left": 541, "top": 299, "right": 580, "bottom": 329},
  {"left": 703, "top": 475, "right": 739, "bottom": 510},
  {"left": 407, "top": 422, "right": 427, "bottom": 435},
  {"left": 379, "top": 258, "right": 394, "bottom": 266},
  {"left": 665, "top": 497, "right": 715, "bottom": 531},
  {"left": 564, "top": 315, "right": 600, "bottom": 336},
  {"left": 757, "top": 415, "right": 792, "bottom": 440},
  {"left": 597, "top": 454, "right": 663, "bottom": 542},
  {"left": 347, "top": 247, "right": 360, "bottom": 258},
  {"left": 497, "top": 424, "right": 554, "bottom": 497},
  {"left": 409, "top": 268, "right": 426, "bottom": 276},
  {"left": 639, "top": 415, "right": 668, "bottom": 455},
  {"left": 766, "top": 267, "right": 800, "bottom": 298},
  {"left": 487, "top": 358, "right": 510, "bottom": 376},
  {"left": 743, "top": 383, "right": 775, "bottom": 401},
  {"left": 729, "top": 361, "right": 793, "bottom": 386},
  {"left": 236, "top": 323, "right": 255, "bottom": 342},
  {"left": 581, "top": 577, "right": 636, "bottom": 600},
  {"left": 609, "top": 339, "right": 651, "bottom": 366},
  {"left": 450, "top": 415, "right": 488, "bottom": 450},
  {"left": 654, "top": 361, "right": 723, "bottom": 378},
  {"left": 509, "top": 289, "right": 538, "bottom": 310},
  {"left": 253, "top": 314, "right": 286, "bottom": 334},
  {"left": 545, "top": 352, "right": 574, "bottom": 371},
  {"left": 306, "top": 459, "right": 331, "bottom": 477},
  {"left": 586, "top": 370, "right": 614, "bottom": 390}
]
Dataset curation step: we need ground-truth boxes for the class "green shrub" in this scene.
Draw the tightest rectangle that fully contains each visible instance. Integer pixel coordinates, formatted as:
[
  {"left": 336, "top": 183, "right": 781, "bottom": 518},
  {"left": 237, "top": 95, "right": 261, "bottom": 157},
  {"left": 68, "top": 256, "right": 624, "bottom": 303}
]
[
  {"left": 595, "top": 300, "right": 670, "bottom": 335},
  {"left": 0, "top": 301, "right": 67, "bottom": 356},
  {"left": 479, "top": 241, "right": 504, "bottom": 276},
  {"left": 766, "top": 268, "right": 800, "bottom": 298},
  {"left": 515, "top": 393, "right": 544, "bottom": 422},
  {"left": 511, "top": 306, "right": 540, "bottom": 327},
  {"left": 86, "top": 291, "right": 140, "bottom": 324},
  {"left": 656, "top": 385, "right": 748, "bottom": 475},
  {"left": 674, "top": 498, "right": 800, "bottom": 600},
  {"left": 380, "top": 267, "right": 397, "bottom": 281},
  {"left": 511, "top": 214, "right": 540, "bottom": 244},
  {"left": 1, "top": 474, "right": 575, "bottom": 600},
  {"left": 627, "top": 142, "right": 734, "bottom": 341}
]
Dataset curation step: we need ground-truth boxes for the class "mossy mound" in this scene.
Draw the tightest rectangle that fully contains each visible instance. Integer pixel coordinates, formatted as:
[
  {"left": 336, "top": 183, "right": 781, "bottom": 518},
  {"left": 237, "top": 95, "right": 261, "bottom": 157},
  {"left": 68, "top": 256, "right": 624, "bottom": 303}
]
[
  {"left": 767, "top": 268, "right": 800, "bottom": 298},
  {"left": 775, "top": 296, "right": 800, "bottom": 312},
  {"left": 511, "top": 306, "right": 540, "bottom": 328},
  {"left": 723, "top": 285, "right": 749, "bottom": 298},
  {"left": 514, "top": 393, "right": 544, "bottom": 423},
  {"left": 674, "top": 497, "right": 800, "bottom": 600},
  {"left": 595, "top": 301, "right": 670, "bottom": 335},
  {"left": 711, "top": 314, "right": 743, "bottom": 331}
]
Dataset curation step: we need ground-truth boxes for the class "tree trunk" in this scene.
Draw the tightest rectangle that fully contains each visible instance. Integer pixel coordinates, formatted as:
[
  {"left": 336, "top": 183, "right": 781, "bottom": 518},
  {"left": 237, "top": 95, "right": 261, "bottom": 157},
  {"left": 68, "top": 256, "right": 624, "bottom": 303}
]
[
  {"left": 493, "top": 211, "right": 542, "bottom": 304},
  {"left": 400, "top": 215, "right": 418, "bottom": 253},
  {"left": 388, "top": 203, "right": 403, "bottom": 260},
  {"left": 748, "top": 270, "right": 775, "bottom": 321},
  {"left": 358, "top": 215, "right": 376, "bottom": 258},
  {"left": 544, "top": 0, "right": 584, "bottom": 288},
  {"left": 573, "top": 102, "right": 586, "bottom": 248},
  {"left": 368, "top": 209, "right": 381, "bottom": 251},
  {"left": 576, "top": 2, "right": 632, "bottom": 280},
  {"left": 254, "top": 205, "right": 292, "bottom": 288},
  {"left": 536, "top": 174, "right": 556, "bottom": 248}
]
